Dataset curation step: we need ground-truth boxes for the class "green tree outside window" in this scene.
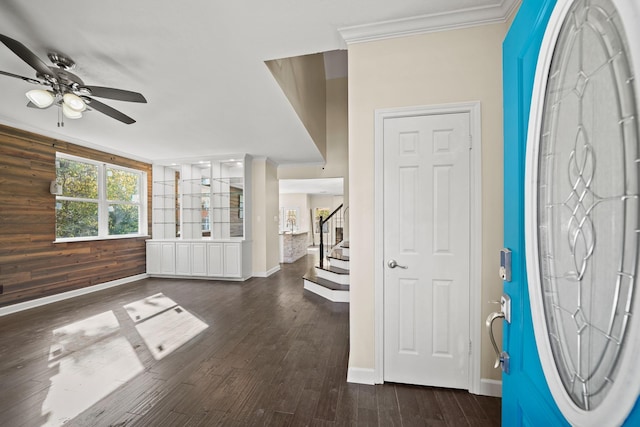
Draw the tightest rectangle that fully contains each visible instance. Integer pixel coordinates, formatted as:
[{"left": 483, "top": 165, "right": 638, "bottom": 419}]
[{"left": 55, "top": 155, "right": 145, "bottom": 240}]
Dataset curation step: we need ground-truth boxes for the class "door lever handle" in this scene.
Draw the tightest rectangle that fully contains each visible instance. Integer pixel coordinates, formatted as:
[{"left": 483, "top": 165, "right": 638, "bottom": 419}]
[
  {"left": 486, "top": 293, "right": 511, "bottom": 373},
  {"left": 486, "top": 311, "right": 510, "bottom": 373},
  {"left": 486, "top": 311, "right": 505, "bottom": 368},
  {"left": 387, "top": 260, "right": 408, "bottom": 269}
]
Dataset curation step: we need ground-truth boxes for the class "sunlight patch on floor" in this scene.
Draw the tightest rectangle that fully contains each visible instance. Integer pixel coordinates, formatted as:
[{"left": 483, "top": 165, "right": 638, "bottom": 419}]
[
  {"left": 40, "top": 295, "right": 208, "bottom": 425},
  {"left": 41, "top": 311, "right": 144, "bottom": 427},
  {"left": 123, "top": 292, "right": 177, "bottom": 322},
  {"left": 135, "top": 304, "right": 209, "bottom": 360}
]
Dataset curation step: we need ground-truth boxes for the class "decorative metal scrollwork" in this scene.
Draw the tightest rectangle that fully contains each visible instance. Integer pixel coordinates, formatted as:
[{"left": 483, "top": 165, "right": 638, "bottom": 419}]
[{"left": 564, "top": 126, "right": 596, "bottom": 281}]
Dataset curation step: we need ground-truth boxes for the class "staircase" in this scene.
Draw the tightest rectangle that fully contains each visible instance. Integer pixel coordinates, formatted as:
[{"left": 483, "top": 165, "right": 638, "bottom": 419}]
[{"left": 303, "top": 241, "right": 349, "bottom": 303}]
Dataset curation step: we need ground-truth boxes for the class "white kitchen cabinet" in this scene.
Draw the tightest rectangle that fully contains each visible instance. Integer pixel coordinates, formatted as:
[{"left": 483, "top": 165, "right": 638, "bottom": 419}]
[
  {"left": 146, "top": 241, "right": 161, "bottom": 274},
  {"left": 207, "top": 242, "right": 224, "bottom": 276},
  {"left": 146, "top": 241, "right": 176, "bottom": 275},
  {"left": 223, "top": 242, "right": 241, "bottom": 278},
  {"left": 147, "top": 240, "right": 249, "bottom": 280},
  {"left": 175, "top": 242, "right": 191, "bottom": 275},
  {"left": 191, "top": 243, "right": 208, "bottom": 276}
]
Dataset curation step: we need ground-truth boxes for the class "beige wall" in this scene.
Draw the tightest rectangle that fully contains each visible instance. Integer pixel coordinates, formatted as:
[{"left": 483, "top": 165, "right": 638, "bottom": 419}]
[
  {"left": 266, "top": 53, "right": 327, "bottom": 158},
  {"left": 309, "top": 194, "right": 343, "bottom": 211},
  {"left": 279, "top": 77, "right": 348, "bottom": 180},
  {"left": 265, "top": 160, "right": 280, "bottom": 270},
  {"left": 252, "top": 158, "right": 281, "bottom": 275},
  {"left": 280, "top": 193, "right": 311, "bottom": 234},
  {"left": 279, "top": 77, "right": 350, "bottom": 237},
  {"left": 348, "top": 23, "right": 508, "bottom": 382},
  {"left": 310, "top": 194, "right": 344, "bottom": 245}
]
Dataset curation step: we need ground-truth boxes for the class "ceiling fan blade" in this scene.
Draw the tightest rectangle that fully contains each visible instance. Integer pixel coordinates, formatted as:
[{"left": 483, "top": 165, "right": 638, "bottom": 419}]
[
  {"left": 0, "top": 69, "right": 42, "bottom": 85},
  {"left": 84, "top": 97, "right": 136, "bottom": 124},
  {"left": 0, "top": 34, "right": 57, "bottom": 79},
  {"left": 82, "top": 86, "right": 147, "bottom": 103}
]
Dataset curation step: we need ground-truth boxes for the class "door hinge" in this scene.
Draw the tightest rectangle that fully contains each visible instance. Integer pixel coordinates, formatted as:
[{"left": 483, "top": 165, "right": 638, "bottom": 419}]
[
  {"left": 468, "top": 135, "right": 472, "bottom": 150},
  {"left": 469, "top": 339, "right": 472, "bottom": 355}
]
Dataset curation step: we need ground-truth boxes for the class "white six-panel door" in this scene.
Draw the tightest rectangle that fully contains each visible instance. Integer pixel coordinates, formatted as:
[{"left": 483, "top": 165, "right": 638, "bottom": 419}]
[{"left": 383, "top": 112, "right": 471, "bottom": 389}]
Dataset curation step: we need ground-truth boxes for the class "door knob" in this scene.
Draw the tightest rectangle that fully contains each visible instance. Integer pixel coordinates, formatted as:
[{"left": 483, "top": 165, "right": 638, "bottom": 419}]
[{"left": 387, "top": 260, "right": 408, "bottom": 269}]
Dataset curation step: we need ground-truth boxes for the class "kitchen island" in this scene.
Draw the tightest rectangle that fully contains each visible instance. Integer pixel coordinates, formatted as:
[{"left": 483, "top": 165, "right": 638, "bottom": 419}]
[{"left": 279, "top": 231, "right": 309, "bottom": 263}]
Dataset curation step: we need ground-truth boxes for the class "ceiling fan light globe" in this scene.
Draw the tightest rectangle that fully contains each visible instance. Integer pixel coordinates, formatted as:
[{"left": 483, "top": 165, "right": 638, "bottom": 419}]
[
  {"left": 62, "top": 103, "right": 83, "bottom": 119},
  {"left": 63, "top": 93, "right": 86, "bottom": 112},
  {"left": 25, "top": 89, "right": 54, "bottom": 108}
]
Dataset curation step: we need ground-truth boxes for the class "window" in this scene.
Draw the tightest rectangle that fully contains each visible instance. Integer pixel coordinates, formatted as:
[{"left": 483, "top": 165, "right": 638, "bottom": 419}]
[
  {"left": 55, "top": 153, "right": 147, "bottom": 241},
  {"left": 315, "top": 207, "right": 330, "bottom": 233}
]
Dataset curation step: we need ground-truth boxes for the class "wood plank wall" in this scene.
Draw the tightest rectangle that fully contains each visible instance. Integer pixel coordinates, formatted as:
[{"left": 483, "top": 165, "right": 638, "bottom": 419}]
[{"left": 0, "top": 124, "right": 152, "bottom": 307}]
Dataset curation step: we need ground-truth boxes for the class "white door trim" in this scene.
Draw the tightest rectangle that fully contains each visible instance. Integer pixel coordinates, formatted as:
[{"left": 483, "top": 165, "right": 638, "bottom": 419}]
[{"left": 374, "top": 101, "right": 482, "bottom": 393}]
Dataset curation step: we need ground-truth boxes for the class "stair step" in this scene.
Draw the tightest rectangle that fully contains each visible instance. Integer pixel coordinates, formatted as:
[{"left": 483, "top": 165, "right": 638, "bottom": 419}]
[
  {"left": 318, "top": 265, "right": 349, "bottom": 274},
  {"left": 303, "top": 274, "right": 350, "bottom": 291},
  {"left": 316, "top": 265, "right": 349, "bottom": 285},
  {"left": 303, "top": 275, "right": 349, "bottom": 303},
  {"left": 327, "top": 256, "right": 349, "bottom": 270},
  {"left": 328, "top": 253, "right": 349, "bottom": 261},
  {"left": 302, "top": 239, "right": 351, "bottom": 303}
]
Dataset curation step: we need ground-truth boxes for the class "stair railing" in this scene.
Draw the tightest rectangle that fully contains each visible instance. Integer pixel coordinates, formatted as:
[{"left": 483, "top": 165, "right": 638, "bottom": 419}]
[{"left": 319, "top": 203, "right": 344, "bottom": 268}]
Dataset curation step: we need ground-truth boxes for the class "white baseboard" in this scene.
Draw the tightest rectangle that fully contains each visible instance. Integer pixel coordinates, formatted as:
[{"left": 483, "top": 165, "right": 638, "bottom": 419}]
[
  {"left": 479, "top": 378, "right": 502, "bottom": 397},
  {"left": 346, "top": 369, "right": 502, "bottom": 396},
  {"left": 0, "top": 273, "right": 149, "bottom": 317},
  {"left": 252, "top": 265, "right": 281, "bottom": 278},
  {"left": 347, "top": 367, "right": 376, "bottom": 385}
]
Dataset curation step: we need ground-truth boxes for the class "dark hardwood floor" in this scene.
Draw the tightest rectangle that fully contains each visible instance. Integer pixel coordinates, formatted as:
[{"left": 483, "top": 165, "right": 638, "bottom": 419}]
[{"left": 0, "top": 255, "right": 500, "bottom": 427}]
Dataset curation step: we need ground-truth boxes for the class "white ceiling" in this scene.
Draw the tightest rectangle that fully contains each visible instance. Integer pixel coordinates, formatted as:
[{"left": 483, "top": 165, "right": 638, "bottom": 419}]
[{"left": 0, "top": 0, "right": 517, "bottom": 165}]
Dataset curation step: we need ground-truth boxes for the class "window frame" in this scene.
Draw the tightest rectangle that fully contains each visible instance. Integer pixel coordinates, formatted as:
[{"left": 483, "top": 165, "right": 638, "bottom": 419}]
[{"left": 55, "top": 152, "right": 148, "bottom": 242}]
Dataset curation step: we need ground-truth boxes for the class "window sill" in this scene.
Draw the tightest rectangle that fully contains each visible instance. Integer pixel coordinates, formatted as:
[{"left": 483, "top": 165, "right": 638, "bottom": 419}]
[{"left": 54, "top": 234, "right": 151, "bottom": 244}]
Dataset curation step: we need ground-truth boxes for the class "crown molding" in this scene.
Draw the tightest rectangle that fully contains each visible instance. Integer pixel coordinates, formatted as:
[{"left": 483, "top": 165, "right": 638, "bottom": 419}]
[
  {"left": 339, "top": 0, "right": 521, "bottom": 44},
  {"left": 276, "top": 160, "right": 327, "bottom": 169},
  {"left": 251, "top": 156, "right": 281, "bottom": 168}
]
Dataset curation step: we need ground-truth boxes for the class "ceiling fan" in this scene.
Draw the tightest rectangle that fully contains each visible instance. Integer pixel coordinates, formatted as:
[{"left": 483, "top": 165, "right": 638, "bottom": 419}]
[{"left": 0, "top": 33, "right": 147, "bottom": 125}]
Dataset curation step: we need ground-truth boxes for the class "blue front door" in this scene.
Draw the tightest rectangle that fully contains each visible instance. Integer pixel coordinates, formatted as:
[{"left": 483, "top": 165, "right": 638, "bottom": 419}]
[
  {"left": 502, "top": 0, "right": 566, "bottom": 424},
  {"left": 503, "top": 0, "right": 640, "bottom": 425}
]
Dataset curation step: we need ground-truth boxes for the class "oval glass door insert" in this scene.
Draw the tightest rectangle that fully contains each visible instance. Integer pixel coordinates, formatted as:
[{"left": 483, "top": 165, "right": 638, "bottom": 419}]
[{"left": 525, "top": 0, "right": 640, "bottom": 425}]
